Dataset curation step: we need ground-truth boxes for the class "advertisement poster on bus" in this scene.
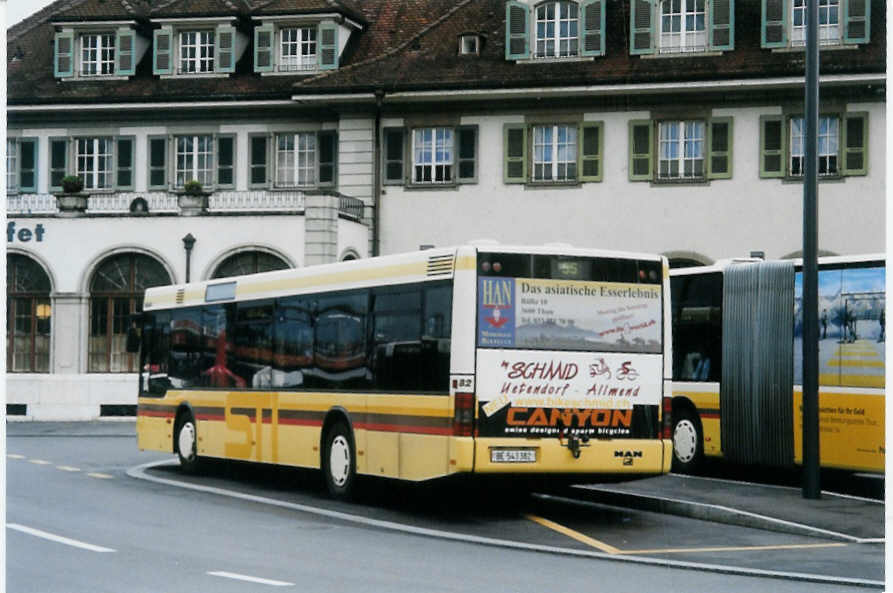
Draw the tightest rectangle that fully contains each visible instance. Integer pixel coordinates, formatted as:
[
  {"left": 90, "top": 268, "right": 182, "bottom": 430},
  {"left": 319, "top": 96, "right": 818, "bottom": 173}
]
[
  {"left": 477, "top": 277, "right": 662, "bottom": 353},
  {"left": 475, "top": 349, "right": 662, "bottom": 437},
  {"left": 794, "top": 265, "right": 885, "bottom": 389}
]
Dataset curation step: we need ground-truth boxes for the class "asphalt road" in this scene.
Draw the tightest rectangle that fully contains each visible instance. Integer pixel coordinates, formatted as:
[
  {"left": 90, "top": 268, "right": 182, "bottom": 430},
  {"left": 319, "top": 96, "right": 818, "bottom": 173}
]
[{"left": 6, "top": 422, "right": 885, "bottom": 592}]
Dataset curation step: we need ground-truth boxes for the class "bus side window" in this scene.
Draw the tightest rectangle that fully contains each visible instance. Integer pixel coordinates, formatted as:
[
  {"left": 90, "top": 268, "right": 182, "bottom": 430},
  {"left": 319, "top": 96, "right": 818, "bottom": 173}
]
[
  {"left": 312, "top": 291, "right": 370, "bottom": 390},
  {"left": 671, "top": 273, "right": 722, "bottom": 382},
  {"left": 273, "top": 296, "right": 313, "bottom": 388},
  {"left": 169, "top": 308, "right": 203, "bottom": 389},
  {"left": 422, "top": 284, "right": 452, "bottom": 392},
  {"left": 233, "top": 301, "right": 274, "bottom": 388},
  {"left": 372, "top": 289, "right": 422, "bottom": 392}
]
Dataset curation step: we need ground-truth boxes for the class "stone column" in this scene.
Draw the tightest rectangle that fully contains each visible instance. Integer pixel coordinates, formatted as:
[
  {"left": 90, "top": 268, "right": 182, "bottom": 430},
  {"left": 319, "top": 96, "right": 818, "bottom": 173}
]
[
  {"left": 304, "top": 194, "right": 340, "bottom": 266},
  {"left": 51, "top": 292, "right": 89, "bottom": 374}
]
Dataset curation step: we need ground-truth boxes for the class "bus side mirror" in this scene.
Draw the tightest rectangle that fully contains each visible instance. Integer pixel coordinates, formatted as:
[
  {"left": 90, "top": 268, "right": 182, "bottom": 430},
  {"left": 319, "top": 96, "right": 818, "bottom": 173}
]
[{"left": 126, "top": 326, "right": 141, "bottom": 353}]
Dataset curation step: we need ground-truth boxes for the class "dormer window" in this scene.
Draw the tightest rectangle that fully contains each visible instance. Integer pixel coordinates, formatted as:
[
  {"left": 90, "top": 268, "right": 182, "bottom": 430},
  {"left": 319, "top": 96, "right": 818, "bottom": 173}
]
[
  {"left": 762, "top": 0, "right": 868, "bottom": 49},
  {"left": 280, "top": 26, "right": 317, "bottom": 71},
  {"left": 505, "top": 1, "right": 605, "bottom": 61},
  {"left": 459, "top": 34, "right": 480, "bottom": 55},
  {"left": 254, "top": 19, "right": 348, "bottom": 74},
  {"left": 630, "top": 0, "right": 734, "bottom": 56},
  {"left": 53, "top": 24, "right": 142, "bottom": 79},
  {"left": 152, "top": 20, "right": 245, "bottom": 77}
]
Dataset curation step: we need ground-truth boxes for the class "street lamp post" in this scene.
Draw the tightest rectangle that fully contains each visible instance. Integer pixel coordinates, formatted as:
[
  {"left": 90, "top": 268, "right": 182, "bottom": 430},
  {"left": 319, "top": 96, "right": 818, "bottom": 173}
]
[{"left": 182, "top": 233, "right": 196, "bottom": 283}]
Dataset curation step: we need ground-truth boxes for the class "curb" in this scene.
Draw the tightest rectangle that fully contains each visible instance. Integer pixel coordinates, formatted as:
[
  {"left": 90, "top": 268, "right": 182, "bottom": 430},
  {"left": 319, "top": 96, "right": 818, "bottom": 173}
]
[{"left": 571, "top": 486, "right": 879, "bottom": 544}]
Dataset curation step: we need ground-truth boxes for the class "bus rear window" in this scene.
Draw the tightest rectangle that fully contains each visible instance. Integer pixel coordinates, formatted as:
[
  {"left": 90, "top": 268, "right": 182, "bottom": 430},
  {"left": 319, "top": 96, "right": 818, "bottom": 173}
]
[{"left": 477, "top": 253, "right": 662, "bottom": 354}]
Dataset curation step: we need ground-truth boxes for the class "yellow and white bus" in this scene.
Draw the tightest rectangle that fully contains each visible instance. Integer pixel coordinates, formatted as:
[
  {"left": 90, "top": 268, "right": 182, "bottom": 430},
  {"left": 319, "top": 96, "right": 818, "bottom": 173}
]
[
  {"left": 670, "top": 254, "right": 885, "bottom": 474},
  {"left": 135, "top": 243, "right": 674, "bottom": 498}
]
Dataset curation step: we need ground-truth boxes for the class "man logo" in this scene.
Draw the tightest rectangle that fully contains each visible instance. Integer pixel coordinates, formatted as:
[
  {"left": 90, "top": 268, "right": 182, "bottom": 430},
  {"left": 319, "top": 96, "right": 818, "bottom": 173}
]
[{"left": 614, "top": 450, "right": 642, "bottom": 466}]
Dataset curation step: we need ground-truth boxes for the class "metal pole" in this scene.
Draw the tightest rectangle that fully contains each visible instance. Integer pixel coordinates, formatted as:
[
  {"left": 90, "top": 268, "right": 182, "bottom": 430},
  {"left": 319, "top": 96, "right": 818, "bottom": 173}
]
[
  {"left": 182, "top": 233, "right": 196, "bottom": 283},
  {"left": 802, "top": 0, "right": 821, "bottom": 499}
]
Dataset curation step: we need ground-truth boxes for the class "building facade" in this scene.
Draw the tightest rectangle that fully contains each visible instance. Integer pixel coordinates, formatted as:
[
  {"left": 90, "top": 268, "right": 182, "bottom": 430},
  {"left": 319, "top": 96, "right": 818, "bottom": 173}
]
[{"left": 7, "top": 0, "right": 885, "bottom": 419}]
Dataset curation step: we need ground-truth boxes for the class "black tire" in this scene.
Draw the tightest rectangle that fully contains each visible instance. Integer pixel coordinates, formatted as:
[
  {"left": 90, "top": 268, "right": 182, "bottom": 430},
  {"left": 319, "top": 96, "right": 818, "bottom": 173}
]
[
  {"left": 671, "top": 408, "right": 703, "bottom": 473},
  {"left": 322, "top": 422, "right": 356, "bottom": 500},
  {"left": 175, "top": 413, "right": 201, "bottom": 474}
]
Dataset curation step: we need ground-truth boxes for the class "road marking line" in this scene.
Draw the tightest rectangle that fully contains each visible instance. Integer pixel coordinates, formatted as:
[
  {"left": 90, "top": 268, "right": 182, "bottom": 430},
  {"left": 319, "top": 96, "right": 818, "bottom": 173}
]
[
  {"left": 87, "top": 472, "right": 113, "bottom": 479},
  {"left": 28, "top": 459, "right": 52, "bottom": 465},
  {"left": 8, "top": 454, "right": 25, "bottom": 459},
  {"left": 208, "top": 571, "right": 293, "bottom": 587},
  {"left": 7, "top": 523, "right": 115, "bottom": 553},
  {"left": 620, "top": 542, "right": 847, "bottom": 555},
  {"left": 524, "top": 514, "right": 621, "bottom": 554},
  {"left": 56, "top": 466, "right": 81, "bottom": 472}
]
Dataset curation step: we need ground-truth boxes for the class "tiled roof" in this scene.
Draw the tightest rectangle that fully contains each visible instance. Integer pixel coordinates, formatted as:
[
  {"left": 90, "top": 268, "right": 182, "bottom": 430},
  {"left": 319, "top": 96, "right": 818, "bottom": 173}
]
[{"left": 7, "top": 0, "right": 886, "bottom": 106}]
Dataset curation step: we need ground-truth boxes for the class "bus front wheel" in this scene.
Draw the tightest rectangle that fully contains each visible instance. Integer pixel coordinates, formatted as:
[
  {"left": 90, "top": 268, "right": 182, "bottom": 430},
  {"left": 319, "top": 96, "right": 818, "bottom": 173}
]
[
  {"left": 175, "top": 414, "right": 201, "bottom": 474},
  {"left": 323, "top": 422, "right": 356, "bottom": 500},
  {"left": 672, "top": 409, "right": 703, "bottom": 473}
]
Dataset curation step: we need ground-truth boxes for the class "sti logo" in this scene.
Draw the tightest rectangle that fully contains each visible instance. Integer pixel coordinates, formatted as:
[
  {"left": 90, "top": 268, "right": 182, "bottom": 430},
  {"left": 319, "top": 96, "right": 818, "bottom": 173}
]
[{"left": 481, "top": 278, "right": 513, "bottom": 328}]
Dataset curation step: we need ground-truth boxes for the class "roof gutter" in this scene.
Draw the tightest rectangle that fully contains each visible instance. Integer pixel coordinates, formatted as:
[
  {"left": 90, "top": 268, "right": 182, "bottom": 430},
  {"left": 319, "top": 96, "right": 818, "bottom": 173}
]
[
  {"left": 290, "top": 73, "right": 884, "bottom": 104},
  {"left": 7, "top": 99, "right": 296, "bottom": 113}
]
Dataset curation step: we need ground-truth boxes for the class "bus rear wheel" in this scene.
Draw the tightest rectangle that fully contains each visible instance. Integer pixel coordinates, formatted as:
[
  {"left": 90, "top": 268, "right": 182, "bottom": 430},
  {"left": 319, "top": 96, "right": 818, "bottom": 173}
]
[
  {"left": 322, "top": 422, "right": 356, "bottom": 500},
  {"left": 175, "top": 414, "right": 201, "bottom": 474},
  {"left": 672, "top": 409, "right": 703, "bottom": 473}
]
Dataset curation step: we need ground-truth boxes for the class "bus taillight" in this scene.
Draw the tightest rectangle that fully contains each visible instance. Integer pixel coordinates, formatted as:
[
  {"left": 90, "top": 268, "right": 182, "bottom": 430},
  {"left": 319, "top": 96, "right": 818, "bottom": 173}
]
[
  {"left": 662, "top": 397, "right": 673, "bottom": 440},
  {"left": 453, "top": 393, "right": 475, "bottom": 437}
]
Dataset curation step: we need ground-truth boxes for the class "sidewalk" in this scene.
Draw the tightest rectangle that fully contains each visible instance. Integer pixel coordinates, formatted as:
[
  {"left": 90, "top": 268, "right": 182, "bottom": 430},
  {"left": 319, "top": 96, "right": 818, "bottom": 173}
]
[
  {"left": 6, "top": 420, "right": 136, "bottom": 438},
  {"left": 574, "top": 473, "right": 884, "bottom": 542}
]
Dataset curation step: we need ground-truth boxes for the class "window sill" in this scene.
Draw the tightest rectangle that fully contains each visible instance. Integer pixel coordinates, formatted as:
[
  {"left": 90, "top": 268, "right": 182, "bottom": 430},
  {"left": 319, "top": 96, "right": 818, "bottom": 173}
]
[
  {"left": 651, "top": 178, "right": 710, "bottom": 186},
  {"left": 782, "top": 175, "right": 846, "bottom": 184},
  {"left": 515, "top": 56, "right": 596, "bottom": 64},
  {"left": 62, "top": 75, "right": 131, "bottom": 82},
  {"left": 771, "top": 44, "right": 858, "bottom": 53},
  {"left": 524, "top": 181, "right": 582, "bottom": 189},
  {"left": 160, "top": 73, "right": 230, "bottom": 79},
  {"left": 640, "top": 50, "right": 724, "bottom": 59},
  {"left": 403, "top": 183, "right": 463, "bottom": 191},
  {"left": 261, "top": 70, "right": 320, "bottom": 77}
]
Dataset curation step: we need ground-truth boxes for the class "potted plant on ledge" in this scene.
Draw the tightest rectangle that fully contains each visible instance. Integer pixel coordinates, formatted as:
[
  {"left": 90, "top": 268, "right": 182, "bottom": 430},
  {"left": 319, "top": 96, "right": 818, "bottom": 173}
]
[
  {"left": 55, "top": 175, "right": 89, "bottom": 215},
  {"left": 177, "top": 179, "right": 210, "bottom": 215}
]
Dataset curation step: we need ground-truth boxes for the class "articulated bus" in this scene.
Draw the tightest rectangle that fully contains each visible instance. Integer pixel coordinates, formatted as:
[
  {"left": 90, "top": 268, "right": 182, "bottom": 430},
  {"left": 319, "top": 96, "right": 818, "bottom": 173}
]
[
  {"left": 135, "top": 243, "right": 673, "bottom": 498},
  {"left": 669, "top": 254, "right": 885, "bottom": 474}
]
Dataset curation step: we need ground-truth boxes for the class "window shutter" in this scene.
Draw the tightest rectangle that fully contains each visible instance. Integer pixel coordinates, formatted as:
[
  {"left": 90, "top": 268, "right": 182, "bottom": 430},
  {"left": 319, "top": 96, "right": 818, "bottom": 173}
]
[
  {"left": 710, "top": 0, "right": 735, "bottom": 50},
  {"left": 841, "top": 112, "right": 868, "bottom": 175},
  {"left": 115, "top": 28, "right": 136, "bottom": 76},
  {"left": 630, "top": 0, "right": 655, "bottom": 55},
  {"left": 628, "top": 120, "right": 653, "bottom": 181},
  {"left": 707, "top": 117, "right": 733, "bottom": 179},
  {"left": 54, "top": 30, "right": 74, "bottom": 78},
  {"left": 579, "top": 122, "right": 603, "bottom": 182},
  {"left": 215, "top": 24, "right": 236, "bottom": 73},
  {"left": 843, "top": 0, "right": 870, "bottom": 44},
  {"left": 580, "top": 0, "right": 605, "bottom": 57},
  {"left": 19, "top": 139, "right": 38, "bottom": 193},
  {"left": 759, "top": 115, "right": 785, "bottom": 177},
  {"left": 505, "top": 1, "right": 530, "bottom": 60},
  {"left": 153, "top": 26, "right": 173, "bottom": 75},
  {"left": 761, "top": 0, "right": 788, "bottom": 48},
  {"left": 254, "top": 23, "right": 275, "bottom": 72},
  {"left": 457, "top": 126, "right": 477, "bottom": 183},
  {"left": 318, "top": 130, "right": 337, "bottom": 187},
  {"left": 249, "top": 135, "right": 269, "bottom": 187},
  {"left": 217, "top": 136, "right": 235, "bottom": 186},
  {"left": 318, "top": 23, "right": 338, "bottom": 70},
  {"left": 383, "top": 128, "right": 405, "bottom": 185},
  {"left": 49, "top": 138, "right": 69, "bottom": 192},
  {"left": 148, "top": 137, "right": 168, "bottom": 189},
  {"left": 116, "top": 137, "right": 135, "bottom": 189},
  {"left": 504, "top": 124, "right": 527, "bottom": 184}
]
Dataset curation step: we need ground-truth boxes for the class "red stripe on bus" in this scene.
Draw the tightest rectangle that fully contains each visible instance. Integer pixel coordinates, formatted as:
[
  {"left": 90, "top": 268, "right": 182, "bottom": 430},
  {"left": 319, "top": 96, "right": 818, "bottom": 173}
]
[
  {"left": 137, "top": 410, "right": 174, "bottom": 419},
  {"left": 700, "top": 412, "right": 720, "bottom": 419},
  {"left": 195, "top": 414, "right": 226, "bottom": 422}
]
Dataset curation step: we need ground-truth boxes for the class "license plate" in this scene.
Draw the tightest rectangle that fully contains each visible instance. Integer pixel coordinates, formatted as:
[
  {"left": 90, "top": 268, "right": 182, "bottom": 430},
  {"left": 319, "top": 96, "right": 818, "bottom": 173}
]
[{"left": 490, "top": 448, "right": 536, "bottom": 463}]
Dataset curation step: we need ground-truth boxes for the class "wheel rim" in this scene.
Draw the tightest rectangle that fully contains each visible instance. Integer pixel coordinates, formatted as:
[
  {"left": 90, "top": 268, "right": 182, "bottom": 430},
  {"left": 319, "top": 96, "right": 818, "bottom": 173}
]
[
  {"left": 673, "top": 419, "right": 698, "bottom": 463},
  {"left": 329, "top": 435, "right": 351, "bottom": 487},
  {"left": 178, "top": 421, "right": 196, "bottom": 463}
]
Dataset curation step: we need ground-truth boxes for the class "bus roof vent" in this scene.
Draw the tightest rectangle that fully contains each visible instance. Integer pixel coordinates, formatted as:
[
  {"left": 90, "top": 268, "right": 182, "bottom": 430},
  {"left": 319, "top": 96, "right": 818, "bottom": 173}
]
[
  {"left": 427, "top": 254, "right": 455, "bottom": 277},
  {"left": 175, "top": 288, "right": 185, "bottom": 304}
]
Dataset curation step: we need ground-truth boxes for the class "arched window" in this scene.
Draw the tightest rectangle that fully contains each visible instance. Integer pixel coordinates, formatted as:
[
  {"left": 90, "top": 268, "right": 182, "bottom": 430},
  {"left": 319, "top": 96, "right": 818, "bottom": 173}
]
[
  {"left": 212, "top": 251, "right": 290, "bottom": 279},
  {"left": 89, "top": 253, "right": 171, "bottom": 372},
  {"left": 7, "top": 254, "right": 52, "bottom": 372}
]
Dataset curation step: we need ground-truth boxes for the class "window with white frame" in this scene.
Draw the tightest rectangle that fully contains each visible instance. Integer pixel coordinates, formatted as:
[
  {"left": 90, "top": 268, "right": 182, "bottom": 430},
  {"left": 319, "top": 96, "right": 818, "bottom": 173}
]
[
  {"left": 76, "top": 137, "right": 114, "bottom": 189},
  {"left": 792, "top": 0, "right": 840, "bottom": 45},
  {"left": 275, "top": 133, "right": 317, "bottom": 186},
  {"left": 413, "top": 128, "right": 454, "bottom": 184},
  {"left": 659, "top": 0, "right": 707, "bottom": 53},
  {"left": 533, "top": 124, "right": 578, "bottom": 181},
  {"left": 175, "top": 135, "right": 214, "bottom": 186},
  {"left": 790, "top": 116, "right": 839, "bottom": 176},
  {"left": 535, "top": 1, "right": 579, "bottom": 58},
  {"left": 280, "top": 27, "right": 317, "bottom": 72},
  {"left": 7, "top": 139, "right": 18, "bottom": 193},
  {"left": 80, "top": 33, "right": 116, "bottom": 76},
  {"left": 658, "top": 120, "right": 705, "bottom": 179},
  {"left": 179, "top": 30, "right": 215, "bottom": 74}
]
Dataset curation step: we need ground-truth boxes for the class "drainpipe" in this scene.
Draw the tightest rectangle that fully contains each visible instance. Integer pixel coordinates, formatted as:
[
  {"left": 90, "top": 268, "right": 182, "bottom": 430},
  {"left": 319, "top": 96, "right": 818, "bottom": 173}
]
[{"left": 372, "top": 89, "right": 384, "bottom": 257}]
